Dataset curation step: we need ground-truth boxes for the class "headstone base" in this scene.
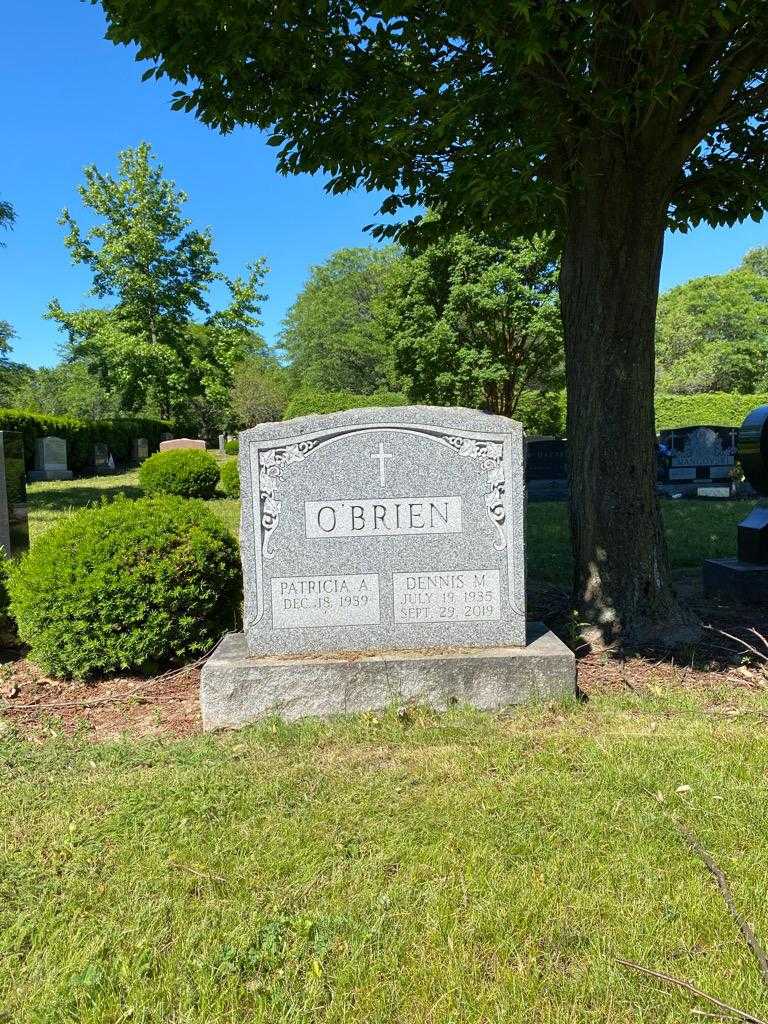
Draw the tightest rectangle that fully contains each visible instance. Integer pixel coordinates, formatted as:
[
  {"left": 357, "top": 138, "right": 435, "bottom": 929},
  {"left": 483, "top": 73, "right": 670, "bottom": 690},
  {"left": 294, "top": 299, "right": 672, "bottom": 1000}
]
[
  {"left": 28, "top": 469, "right": 74, "bottom": 482},
  {"left": 201, "top": 624, "right": 576, "bottom": 730},
  {"left": 703, "top": 558, "right": 768, "bottom": 604}
]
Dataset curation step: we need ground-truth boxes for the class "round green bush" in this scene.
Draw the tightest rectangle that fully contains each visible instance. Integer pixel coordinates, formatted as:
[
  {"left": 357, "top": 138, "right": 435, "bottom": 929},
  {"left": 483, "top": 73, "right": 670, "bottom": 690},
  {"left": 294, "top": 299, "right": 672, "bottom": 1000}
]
[
  {"left": 224, "top": 438, "right": 239, "bottom": 456},
  {"left": 8, "top": 496, "right": 242, "bottom": 679},
  {"left": 219, "top": 459, "right": 240, "bottom": 498},
  {"left": 138, "top": 448, "right": 220, "bottom": 499}
]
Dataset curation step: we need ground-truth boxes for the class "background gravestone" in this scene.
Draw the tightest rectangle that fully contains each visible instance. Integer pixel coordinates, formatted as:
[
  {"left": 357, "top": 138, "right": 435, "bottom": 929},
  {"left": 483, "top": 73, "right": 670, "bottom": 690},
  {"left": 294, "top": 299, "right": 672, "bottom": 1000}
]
[
  {"left": 660, "top": 425, "right": 738, "bottom": 482},
  {"left": 202, "top": 405, "right": 575, "bottom": 728},
  {"left": 131, "top": 438, "right": 149, "bottom": 463},
  {"left": 28, "top": 436, "right": 73, "bottom": 482},
  {"left": 525, "top": 436, "right": 568, "bottom": 500},
  {"left": 0, "top": 432, "right": 29, "bottom": 558},
  {"left": 703, "top": 405, "right": 768, "bottom": 603},
  {"left": 92, "top": 442, "right": 114, "bottom": 475},
  {"left": 159, "top": 438, "right": 206, "bottom": 452}
]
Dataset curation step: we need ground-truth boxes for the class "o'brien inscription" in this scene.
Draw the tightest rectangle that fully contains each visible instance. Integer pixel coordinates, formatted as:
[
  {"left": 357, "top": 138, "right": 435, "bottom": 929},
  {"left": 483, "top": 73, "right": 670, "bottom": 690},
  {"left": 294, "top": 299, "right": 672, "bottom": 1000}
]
[
  {"left": 305, "top": 497, "right": 462, "bottom": 538},
  {"left": 393, "top": 570, "right": 501, "bottom": 623},
  {"left": 271, "top": 573, "right": 380, "bottom": 628},
  {"left": 239, "top": 406, "right": 526, "bottom": 656}
]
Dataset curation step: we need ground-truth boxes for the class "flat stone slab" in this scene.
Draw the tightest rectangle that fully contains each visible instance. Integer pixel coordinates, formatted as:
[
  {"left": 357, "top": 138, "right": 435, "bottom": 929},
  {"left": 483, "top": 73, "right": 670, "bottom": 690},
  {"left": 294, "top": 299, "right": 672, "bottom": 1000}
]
[
  {"left": 703, "top": 558, "right": 768, "bottom": 604},
  {"left": 201, "top": 622, "right": 576, "bottom": 730}
]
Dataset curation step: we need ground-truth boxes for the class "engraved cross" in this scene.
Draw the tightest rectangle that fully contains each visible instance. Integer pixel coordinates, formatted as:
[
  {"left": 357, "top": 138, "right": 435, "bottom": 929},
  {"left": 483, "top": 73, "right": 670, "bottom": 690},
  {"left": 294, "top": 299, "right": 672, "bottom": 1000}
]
[{"left": 368, "top": 442, "right": 394, "bottom": 487}]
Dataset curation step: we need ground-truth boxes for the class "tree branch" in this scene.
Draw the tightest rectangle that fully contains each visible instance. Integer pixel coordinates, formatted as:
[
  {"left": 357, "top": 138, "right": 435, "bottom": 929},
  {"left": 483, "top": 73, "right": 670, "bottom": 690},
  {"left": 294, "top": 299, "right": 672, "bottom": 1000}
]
[{"left": 617, "top": 959, "right": 768, "bottom": 1024}]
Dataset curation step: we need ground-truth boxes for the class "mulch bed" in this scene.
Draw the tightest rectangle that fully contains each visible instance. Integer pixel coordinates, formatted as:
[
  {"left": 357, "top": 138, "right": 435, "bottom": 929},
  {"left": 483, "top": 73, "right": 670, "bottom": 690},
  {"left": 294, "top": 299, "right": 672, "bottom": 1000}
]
[{"left": 1, "top": 577, "right": 766, "bottom": 742}]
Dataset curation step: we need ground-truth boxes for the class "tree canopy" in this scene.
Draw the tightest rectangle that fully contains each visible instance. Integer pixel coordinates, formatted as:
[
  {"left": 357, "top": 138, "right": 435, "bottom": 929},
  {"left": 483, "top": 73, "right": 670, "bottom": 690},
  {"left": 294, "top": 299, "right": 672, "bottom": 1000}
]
[
  {"left": 656, "top": 264, "right": 768, "bottom": 394},
  {"left": 96, "top": 3, "right": 768, "bottom": 242},
  {"left": 49, "top": 143, "right": 268, "bottom": 421},
  {"left": 5, "top": 362, "right": 121, "bottom": 420},
  {"left": 386, "top": 232, "right": 562, "bottom": 416},
  {"left": 280, "top": 246, "right": 400, "bottom": 394}
]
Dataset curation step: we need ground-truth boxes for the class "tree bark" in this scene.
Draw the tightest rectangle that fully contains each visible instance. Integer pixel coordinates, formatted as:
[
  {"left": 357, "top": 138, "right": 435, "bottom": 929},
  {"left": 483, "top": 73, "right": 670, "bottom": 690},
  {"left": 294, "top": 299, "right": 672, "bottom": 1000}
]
[{"left": 560, "top": 156, "right": 695, "bottom": 645}]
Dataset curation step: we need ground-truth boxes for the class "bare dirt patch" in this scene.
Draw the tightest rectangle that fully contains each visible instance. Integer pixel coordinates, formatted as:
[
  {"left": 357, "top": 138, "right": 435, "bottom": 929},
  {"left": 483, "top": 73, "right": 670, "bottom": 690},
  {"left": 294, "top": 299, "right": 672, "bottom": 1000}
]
[
  {"left": 1, "top": 577, "right": 766, "bottom": 742},
  {"left": 0, "top": 652, "right": 201, "bottom": 741}
]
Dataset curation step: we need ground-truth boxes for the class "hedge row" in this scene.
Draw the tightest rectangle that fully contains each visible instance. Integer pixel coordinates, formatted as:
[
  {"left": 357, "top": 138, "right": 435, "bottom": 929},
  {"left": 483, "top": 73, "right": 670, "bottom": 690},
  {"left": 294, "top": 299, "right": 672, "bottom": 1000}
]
[
  {"left": 654, "top": 392, "right": 768, "bottom": 429},
  {"left": 0, "top": 409, "right": 172, "bottom": 472},
  {"left": 515, "top": 391, "right": 768, "bottom": 436},
  {"left": 283, "top": 389, "right": 407, "bottom": 420}
]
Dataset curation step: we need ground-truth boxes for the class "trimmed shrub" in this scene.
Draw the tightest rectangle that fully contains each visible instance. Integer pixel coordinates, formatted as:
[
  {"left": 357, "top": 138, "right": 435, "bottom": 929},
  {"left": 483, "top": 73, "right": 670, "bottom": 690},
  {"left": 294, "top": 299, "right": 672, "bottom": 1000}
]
[
  {"left": 0, "top": 408, "right": 172, "bottom": 473},
  {"left": 219, "top": 459, "right": 240, "bottom": 498},
  {"left": 283, "top": 389, "right": 407, "bottom": 420},
  {"left": 224, "top": 438, "right": 239, "bottom": 456},
  {"left": 138, "top": 449, "right": 220, "bottom": 499},
  {"left": 654, "top": 392, "right": 768, "bottom": 429},
  {"left": 8, "top": 496, "right": 241, "bottom": 678}
]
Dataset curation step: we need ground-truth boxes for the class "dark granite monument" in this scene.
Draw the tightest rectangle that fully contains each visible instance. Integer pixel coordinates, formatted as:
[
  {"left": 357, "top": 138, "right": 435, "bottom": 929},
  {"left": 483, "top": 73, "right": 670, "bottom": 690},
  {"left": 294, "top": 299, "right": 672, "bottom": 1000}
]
[
  {"left": 703, "top": 405, "right": 768, "bottom": 603},
  {"left": 659, "top": 425, "right": 738, "bottom": 483},
  {"left": 525, "top": 437, "right": 568, "bottom": 481},
  {"left": 0, "top": 432, "right": 29, "bottom": 558}
]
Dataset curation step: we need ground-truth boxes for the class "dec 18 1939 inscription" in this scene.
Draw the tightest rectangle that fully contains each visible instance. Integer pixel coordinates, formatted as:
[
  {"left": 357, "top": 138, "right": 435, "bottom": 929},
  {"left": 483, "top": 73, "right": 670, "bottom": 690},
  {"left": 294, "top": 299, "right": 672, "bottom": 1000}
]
[{"left": 239, "top": 405, "right": 525, "bottom": 657}]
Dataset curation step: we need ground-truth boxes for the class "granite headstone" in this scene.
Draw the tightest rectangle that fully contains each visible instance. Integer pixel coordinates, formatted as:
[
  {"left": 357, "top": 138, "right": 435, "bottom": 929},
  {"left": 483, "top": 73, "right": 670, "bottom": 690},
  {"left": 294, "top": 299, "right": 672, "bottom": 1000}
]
[
  {"left": 703, "top": 405, "right": 768, "bottom": 603},
  {"left": 525, "top": 437, "right": 568, "bottom": 482},
  {"left": 28, "top": 436, "right": 73, "bottom": 482},
  {"left": 0, "top": 432, "right": 29, "bottom": 557},
  {"left": 132, "top": 438, "right": 149, "bottom": 463},
  {"left": 660, "top": 425, "right": 738, "bottom": 482},
  {"left": 201, "top": 405, "right": 575, "bottom": 727}
]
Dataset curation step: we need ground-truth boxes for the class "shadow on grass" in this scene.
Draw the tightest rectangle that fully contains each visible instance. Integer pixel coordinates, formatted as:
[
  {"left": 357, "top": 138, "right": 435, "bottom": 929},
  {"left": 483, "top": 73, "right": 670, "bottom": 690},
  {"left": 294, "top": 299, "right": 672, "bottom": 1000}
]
[{"left": 29, "top": 482, "right": 143, "bottom": 515}]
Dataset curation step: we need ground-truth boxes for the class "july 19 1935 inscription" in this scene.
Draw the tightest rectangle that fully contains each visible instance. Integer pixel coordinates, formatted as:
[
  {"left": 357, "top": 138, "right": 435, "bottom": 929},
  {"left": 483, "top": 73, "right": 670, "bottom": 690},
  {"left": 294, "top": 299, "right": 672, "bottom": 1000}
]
[{"left": 239, "top": 405, "right": 525, "bottom": 657}]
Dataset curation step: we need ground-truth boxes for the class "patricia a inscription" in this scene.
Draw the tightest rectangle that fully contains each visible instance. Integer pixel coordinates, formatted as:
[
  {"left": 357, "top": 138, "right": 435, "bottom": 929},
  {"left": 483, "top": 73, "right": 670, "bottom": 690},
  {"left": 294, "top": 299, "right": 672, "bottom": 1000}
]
[
  {"left": 239, "top": 405, "right": 526, "bottom": 656},
  {"left": 271, "top": 573, "right": 380, "bottom": 628}
]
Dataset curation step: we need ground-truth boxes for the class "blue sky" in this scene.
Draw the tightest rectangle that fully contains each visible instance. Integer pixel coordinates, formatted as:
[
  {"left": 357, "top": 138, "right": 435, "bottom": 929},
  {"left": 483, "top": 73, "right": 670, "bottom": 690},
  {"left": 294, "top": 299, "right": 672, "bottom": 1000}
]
[{"left": 4, "top": 0, "right": 768, "bottom": 369}]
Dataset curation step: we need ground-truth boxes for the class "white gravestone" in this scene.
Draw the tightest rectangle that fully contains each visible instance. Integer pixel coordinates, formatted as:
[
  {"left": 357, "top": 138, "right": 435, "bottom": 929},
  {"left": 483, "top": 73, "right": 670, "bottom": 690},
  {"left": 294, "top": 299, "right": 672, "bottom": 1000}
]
[
  {"left": 201, "top": 406, "right": 575, "bottom": 727},
  {"left": 28, "top": 436, "right": 73, "bottom": 482}
]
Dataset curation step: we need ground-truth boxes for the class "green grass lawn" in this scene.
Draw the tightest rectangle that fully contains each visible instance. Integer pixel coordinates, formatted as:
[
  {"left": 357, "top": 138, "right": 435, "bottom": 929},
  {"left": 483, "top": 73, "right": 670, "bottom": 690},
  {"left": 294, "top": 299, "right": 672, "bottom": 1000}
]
[
  {"left": 3, "top": 696, "right": 768, "bottom": 1022},
  {"left": 27, "top": 470, "right": 753, "bottom": 587},
  {"left": 26, "top": 470, "right": 241, "bottom": 543},
  {"left": 11, "top": 474, "right": 768, "bottom": 1021}
]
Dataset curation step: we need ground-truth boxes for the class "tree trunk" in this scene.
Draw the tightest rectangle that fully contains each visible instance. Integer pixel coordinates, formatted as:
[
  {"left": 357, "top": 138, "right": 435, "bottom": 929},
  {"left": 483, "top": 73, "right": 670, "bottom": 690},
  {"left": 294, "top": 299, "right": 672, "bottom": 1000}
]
[{"left": 560, "top": 160, "right": 695, "bottom": 646}]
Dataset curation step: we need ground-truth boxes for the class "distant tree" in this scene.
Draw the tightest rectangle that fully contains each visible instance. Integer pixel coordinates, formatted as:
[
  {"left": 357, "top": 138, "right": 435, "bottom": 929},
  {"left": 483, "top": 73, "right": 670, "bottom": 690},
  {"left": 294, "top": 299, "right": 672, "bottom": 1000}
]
[
  {"left": 386, "top": 232, "right": 562, "bottom": 416},
  {"left": 229, "top": 356, "right": 289, "bottom": 428},
  {"left": 96, "top": 1, "right": 768, "bottom": 641},
  {"left": 741, "top": 246, "right": 768, "bottom": 278},
  {"left": 656, "top": 269, "right": 768, "bottom": 393},
  {"left": 48, "top": 143, "right": 268, "bottom": 420},
  {"left": 280, "top": 247, "right": 400, "bottom": 394},
  {"left": 5, "top": 362, "right": 121, "bottom": 420}
]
